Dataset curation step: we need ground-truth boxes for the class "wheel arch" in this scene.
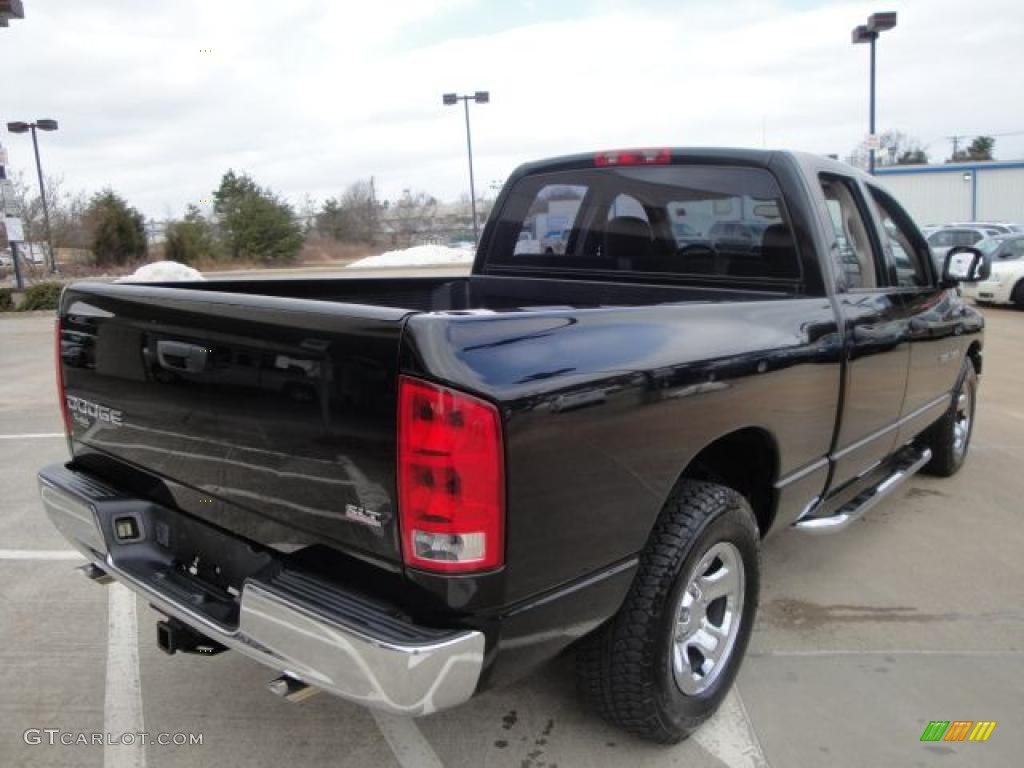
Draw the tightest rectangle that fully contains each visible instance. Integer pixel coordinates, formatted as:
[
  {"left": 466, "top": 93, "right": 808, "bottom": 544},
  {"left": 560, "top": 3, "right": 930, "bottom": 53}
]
[
  {"left": 967, "top": 340, "right": 982, "bottom": 376},
  {"left": 1011, "top": 276, "right": 1024, "bottom": 307},
  {"left": 670, "top": 426, "right": 780, "bottom": 538}
]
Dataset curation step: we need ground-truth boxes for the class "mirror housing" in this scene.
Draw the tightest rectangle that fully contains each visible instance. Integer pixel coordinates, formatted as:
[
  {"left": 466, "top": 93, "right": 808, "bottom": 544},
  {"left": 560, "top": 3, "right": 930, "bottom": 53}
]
[{"left": 942, "top": 246, "right": 990, "bottom": 286}]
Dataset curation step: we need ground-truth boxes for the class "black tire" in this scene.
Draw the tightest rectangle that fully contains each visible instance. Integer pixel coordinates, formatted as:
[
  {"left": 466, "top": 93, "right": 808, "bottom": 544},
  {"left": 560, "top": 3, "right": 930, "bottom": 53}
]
[
  {"left": 920, "top": 358, "right": 977, "bottom": 477},
  {"left": 1012, "top": 280, "right": 1024, "bottom": 310},
  {"left": 576, "top": 480, "right": 760, "bottom": 743}
]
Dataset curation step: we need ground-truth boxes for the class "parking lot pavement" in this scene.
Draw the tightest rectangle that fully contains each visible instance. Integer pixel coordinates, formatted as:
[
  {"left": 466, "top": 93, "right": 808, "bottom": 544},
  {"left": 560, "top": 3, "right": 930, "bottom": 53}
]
[
  {"left": 0, "top": 313, "right": 65, "bottom": 436},
  {"left": 0, "top": 560, "right": 108, "bottom": 768},
  {"left": 2, "top": 304, "right": 1022, "bottom": 768}
]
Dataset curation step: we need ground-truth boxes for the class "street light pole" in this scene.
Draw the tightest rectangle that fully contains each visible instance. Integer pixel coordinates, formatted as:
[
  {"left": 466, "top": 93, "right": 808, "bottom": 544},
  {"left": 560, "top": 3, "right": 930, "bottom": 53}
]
[
  {"left": 7, "top": 118, "right": 59, "bottom": 272},
  {"left": 462, "top": 97, "right": 478, "bottom": 244},
  {"left": 869, "top": 34, "right": 876, "bottom": 175},
  {"left": 852, "top": 12, "right": 897, "bottom": 175},
  {"left": 29, "top": 125, "right": 56, "bottom": 272},
  {"left": 443, "top": 91, "right": 489, "bottom": 242}
]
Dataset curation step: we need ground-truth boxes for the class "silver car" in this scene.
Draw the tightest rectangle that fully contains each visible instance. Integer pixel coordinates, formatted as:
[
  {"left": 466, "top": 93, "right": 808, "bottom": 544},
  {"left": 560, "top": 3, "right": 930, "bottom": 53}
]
[{"left": 927, "top": 226, "right": 1006, "bottom": 261}]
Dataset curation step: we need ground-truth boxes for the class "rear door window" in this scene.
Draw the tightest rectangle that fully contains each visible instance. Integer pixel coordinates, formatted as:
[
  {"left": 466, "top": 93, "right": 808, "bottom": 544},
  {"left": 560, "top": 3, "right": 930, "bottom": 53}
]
[
  {"left": 489, "top": 165, "right": 801, "bottom": 285},
  {"left": 819, "top": 175, "right": 880, "bottom": 289}
]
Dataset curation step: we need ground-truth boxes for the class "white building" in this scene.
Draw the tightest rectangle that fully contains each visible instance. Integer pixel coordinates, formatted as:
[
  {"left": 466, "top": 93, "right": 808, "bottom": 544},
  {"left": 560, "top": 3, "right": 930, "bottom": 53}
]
[{"left": 875, "top": 160, "right": 1024, "bottom": 227}]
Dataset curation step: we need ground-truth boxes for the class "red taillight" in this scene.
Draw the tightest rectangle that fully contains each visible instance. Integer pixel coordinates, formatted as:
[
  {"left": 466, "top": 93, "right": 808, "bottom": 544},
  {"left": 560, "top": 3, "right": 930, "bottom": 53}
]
[
  {"left": 594, "top": 148, "right": 672, "bottom": 167},
  {"left": 55, "top": 318, "right": 72, "bottom": 438},
  {"left": 397, "top": 376, "right": 504, "bottom": 573}
]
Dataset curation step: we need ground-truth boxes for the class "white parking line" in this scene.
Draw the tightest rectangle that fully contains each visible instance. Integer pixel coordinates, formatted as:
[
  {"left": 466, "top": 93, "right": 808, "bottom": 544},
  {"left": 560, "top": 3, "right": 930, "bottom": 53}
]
[
  {"left": 692, "top": 687, "right": 770, "bottom": 768},
  {"left": 105, "top": 584, "right": 147, "bottom": 768},
  {"left": 0, "top": 549, "right": 85, "bottom": 560},
  {"left": 0, "top": 432, "right": 65, "bottom": 439},
  {"left": 370, "top": 711, "right": 445, "bottom": 768}
]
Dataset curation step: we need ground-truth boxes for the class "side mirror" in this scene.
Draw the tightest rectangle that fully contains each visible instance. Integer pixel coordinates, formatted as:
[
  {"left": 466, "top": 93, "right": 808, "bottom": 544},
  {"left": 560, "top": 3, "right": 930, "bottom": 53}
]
[{"left": 942, "top": 246, "right": 990, "bottom": 285}]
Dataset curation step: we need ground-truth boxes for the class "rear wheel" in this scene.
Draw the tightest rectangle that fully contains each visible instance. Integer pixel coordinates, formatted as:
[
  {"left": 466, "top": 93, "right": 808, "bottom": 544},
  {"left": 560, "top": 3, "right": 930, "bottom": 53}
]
[
  {"left": 920, "top": 358, "right": 977, "bottom": 477},
  {"left": 576, "top": 480, "right": 759, "bottom": 743}
]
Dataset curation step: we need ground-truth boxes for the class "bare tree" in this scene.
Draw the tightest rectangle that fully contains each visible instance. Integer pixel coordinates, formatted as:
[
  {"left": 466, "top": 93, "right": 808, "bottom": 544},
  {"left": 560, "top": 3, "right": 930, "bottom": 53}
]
[
  {"left": 316, "top": 179, "right": 382, "bottom": 244},
  {"left": 878, "top": 131, "right": 929, "bottom": 165},
  {"left": 297, "top": 193, "right": 318, "bottom": 234},
  {"left": 2, "top": 171, "right": 92, "bottom": 276},
  {"left": 846, "top": 130, "right": 929, "bottom": 169},
  {"left": 390, "top": 189, "right": 437, "bottom": 246}
]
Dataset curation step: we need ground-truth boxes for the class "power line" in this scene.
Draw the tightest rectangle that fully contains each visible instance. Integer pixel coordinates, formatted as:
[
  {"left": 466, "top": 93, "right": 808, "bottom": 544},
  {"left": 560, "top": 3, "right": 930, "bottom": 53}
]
[{"left": 943, "top": 130, "right": 1024, "bottom": 158}]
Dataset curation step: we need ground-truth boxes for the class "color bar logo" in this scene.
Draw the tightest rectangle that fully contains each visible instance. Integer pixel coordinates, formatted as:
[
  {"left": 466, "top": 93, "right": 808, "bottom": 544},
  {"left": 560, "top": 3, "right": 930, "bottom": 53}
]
[{"left": 920, "top": 721, "right": 997, "bottom": 742}]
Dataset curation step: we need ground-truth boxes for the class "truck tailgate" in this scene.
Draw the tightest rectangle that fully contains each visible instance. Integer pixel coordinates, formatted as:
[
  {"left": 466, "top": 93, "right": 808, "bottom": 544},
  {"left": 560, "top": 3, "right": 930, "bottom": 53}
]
[{"left": 59, "top": 282, "right": 412, "bottom": 566}]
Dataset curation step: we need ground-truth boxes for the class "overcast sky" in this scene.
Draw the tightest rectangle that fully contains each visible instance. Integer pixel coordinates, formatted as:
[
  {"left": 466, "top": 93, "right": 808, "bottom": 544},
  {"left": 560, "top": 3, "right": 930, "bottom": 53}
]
[{"left": 3, "top": 0, "right": 1023, "bottom": 219}]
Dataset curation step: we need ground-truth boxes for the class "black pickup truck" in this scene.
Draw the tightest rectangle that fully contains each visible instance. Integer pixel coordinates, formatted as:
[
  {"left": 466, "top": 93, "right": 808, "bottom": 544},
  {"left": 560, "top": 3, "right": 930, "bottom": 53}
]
[{"left": 39, "top": 149, "right": 988, "bottom": 742}]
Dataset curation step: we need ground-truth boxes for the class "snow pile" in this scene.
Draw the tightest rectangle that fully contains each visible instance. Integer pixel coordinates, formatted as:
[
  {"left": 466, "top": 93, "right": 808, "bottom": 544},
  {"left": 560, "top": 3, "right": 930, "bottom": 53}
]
[
  {"left": 116, "top": 261, "right": 205, "bottom": 283},
  {"left": 347, "top": 244, "right": 474, "bottom": 269}
]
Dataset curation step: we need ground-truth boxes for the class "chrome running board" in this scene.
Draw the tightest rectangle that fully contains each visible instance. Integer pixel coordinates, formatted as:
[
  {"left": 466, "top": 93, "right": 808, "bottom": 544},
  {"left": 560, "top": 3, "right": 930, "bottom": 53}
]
[{"left": 794, "top": 447, "right": 932, "bottom": 534}]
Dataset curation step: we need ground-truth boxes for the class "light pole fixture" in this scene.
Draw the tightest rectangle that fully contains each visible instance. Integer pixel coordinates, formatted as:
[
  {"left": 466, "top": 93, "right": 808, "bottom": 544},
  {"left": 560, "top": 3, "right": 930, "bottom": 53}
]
[
  {"left": 443, "top": 91, "right": 489, "bottom": 242},
  {"left": 852, "top": 12, "right": 897, "bottom": 175},
  {"left": 0, "top": 0, "right": 25, "bottom": 28},
  {"left": 6, "top": 118, "right": 59, "bottom": 272}
]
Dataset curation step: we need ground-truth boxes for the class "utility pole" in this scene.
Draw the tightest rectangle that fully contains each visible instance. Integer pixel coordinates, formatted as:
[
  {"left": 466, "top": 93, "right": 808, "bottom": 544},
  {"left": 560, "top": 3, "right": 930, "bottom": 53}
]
[{"left": 947, "top": 135, "right": 968, "bottom": 161}]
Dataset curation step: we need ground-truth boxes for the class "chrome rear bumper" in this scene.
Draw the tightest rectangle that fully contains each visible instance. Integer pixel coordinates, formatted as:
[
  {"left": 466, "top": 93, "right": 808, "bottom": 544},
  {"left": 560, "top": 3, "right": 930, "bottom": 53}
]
[{"left": 38, "top": 464, "right": 485, "bottom": 716}]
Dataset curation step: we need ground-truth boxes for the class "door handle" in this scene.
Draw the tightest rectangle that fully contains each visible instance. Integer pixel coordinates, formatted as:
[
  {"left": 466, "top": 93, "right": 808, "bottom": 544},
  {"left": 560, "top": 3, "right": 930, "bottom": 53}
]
[{"left": 156, "top": 340, "right": 209, "bottom": 373}]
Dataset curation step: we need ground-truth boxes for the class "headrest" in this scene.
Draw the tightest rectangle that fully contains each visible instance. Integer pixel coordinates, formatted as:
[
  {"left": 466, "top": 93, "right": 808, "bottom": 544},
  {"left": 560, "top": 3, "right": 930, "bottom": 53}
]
[{"left": 604, "top": 216, "right": 653, "bottom": 265}]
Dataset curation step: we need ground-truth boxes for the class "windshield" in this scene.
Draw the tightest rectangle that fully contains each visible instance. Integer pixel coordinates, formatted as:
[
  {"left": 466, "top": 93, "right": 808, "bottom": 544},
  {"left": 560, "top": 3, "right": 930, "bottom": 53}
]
[{"left": 977, "top": 238, "right": 1002, "bottom": 255}]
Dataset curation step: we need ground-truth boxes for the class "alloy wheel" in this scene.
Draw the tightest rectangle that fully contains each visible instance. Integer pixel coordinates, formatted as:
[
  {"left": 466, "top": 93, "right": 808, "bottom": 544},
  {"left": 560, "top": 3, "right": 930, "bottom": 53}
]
[{"left": 671, "top": 541, "right": 745, "bottom": 696}]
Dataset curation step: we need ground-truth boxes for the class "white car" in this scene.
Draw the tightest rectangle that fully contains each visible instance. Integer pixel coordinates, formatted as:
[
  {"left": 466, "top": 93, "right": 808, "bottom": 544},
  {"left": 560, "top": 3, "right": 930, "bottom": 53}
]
[
  {"left": 513, "top": 230, "right": 541, "bottom": 255},
  {"left": 540, "top": 228, "right": 571, "bottom": 255},
  {"left": 947, "top": 221, "right": 1024, "bottom": 234},
  {"left": 961, "top": 234, "right": 1024, "bottom": 307}
]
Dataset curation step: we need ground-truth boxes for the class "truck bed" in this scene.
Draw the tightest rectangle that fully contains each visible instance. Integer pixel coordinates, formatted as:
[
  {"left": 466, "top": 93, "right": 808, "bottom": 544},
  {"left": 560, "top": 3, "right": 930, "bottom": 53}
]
[
  {"left": 58, "top": 274, "right": 798, "bottom": 615},
  {"left": 181, "top": 273, "right": 791, "bottom": 312}
]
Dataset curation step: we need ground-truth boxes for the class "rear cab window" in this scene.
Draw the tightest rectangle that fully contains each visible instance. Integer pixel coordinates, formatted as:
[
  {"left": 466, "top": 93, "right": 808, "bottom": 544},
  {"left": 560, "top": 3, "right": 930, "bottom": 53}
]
[{"left": 488, "top": 164, "right": 803, "bottom": 289}]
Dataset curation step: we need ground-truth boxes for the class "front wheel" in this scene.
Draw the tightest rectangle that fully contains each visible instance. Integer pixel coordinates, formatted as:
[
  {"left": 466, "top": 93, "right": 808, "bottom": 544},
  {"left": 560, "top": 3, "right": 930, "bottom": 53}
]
[
  {"left": 576, "top": 480, "right": 760, "bottom": 743},
  {"left": 920, "top": 358, "right": 977, "bottom": 477}
]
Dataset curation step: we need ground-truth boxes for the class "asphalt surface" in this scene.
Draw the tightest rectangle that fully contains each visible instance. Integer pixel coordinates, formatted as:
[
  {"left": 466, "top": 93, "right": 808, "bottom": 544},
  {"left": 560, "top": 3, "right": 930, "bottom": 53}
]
[{"left": 1, "top": 292, "right": 1022, "bottom": 768}]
